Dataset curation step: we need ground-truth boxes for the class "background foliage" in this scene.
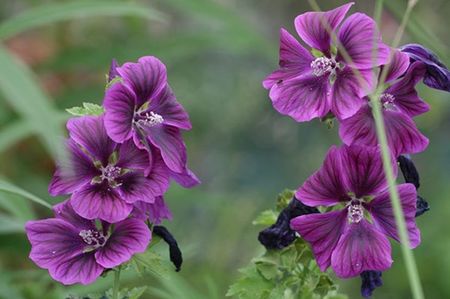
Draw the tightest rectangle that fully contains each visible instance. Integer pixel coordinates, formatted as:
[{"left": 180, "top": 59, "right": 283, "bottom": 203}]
[{"left": 0, "top": 0, "right": 449, "bottom": 298}]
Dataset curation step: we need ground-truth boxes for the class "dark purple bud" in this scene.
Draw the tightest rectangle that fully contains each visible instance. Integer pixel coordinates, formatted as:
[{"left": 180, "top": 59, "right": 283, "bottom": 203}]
[
  {"left": 400, "top": 44, "right": 450, "bottom": 92},
  {"left": 398, "top": 155, "right": 420, "bottom": 189},
  {"left": 416, "top": 195, "right": 430, "bottom": 217},
  {"left": 360, "top": 271, "right": 383, "bottom": 298},
  {"left": 153, "top": 226, "right": 183, "bottom": 272},
  {"left": 258, "top": 197, "right": 319, "bottom": 250},
  {"left": 108, "top": 59, "right": 120, "bottom": 82}
]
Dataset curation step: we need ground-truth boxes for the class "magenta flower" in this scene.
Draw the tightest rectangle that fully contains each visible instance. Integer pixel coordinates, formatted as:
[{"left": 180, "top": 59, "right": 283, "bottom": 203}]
[
  {"left": 290, "top": 145, "right": 420, "bottom": 278},
  {"left": 25, "top": 200, "right": 150, "bottom": 285},
  {"left": 133, "top": 196, "right": 173, "bottom": 225},
  {"left": 49, "top": 115, "right": 170, "bottom": 223},
  {"left": 339, "top": 50, "right": 429, "bottom": 157},
  {"left": 103, "top": 57, "right": 196, "bottom": 179},
  {"left": 263, "top": 2, "right": 389, "bottom": 121}
]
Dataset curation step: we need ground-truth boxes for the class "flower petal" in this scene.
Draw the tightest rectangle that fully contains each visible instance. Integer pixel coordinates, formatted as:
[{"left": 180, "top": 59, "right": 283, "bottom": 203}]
[
  {"left": 263, "top": 28, "right": 314, "bottom": 89},
  {"left": 170, "top": 167, "right": 201, "bottom": 188},
  {"left": 53, "top": 200, "right": 96, "bottom": 231},
  {"left": 366, "top": 183, "right": 420, "bottom": 248},
  {"left": 331, "top": 67, "right": 374, "bottom": 120},
  {"left": 48, "top": 139, "right": 98, "bottom": 196},
  {"left": 294, "top": 2, "right": 353, "bottom": 53},
  {"left": 117, "top": 139, "right": 151, "bottom": 172},
  {"left": 331, "top": 220, "right": 392, "bottom": 278},
  {"left": 385, "top": 62, "right": 429, "bottom": 117},
  {"left": 117, "top": 56, "right": 167, "bottom": 106},
  {"left": 290, "top": 210, "right": 347, "bottom": 271},
  {"left": 133, "top": 196, "right": 173, "bottom": 224},
  {"left": 95, "top": 218, "right": 151, "bottom": 268},
  {"left": 384, "top": 49, "right": 410, "bottom": 83},
  {"left": 337, "top": 13, "right": 390, "bottom": 69},
  {"left": 296, "top": 146, "right": 349, "bottom": 207},
  {"left": 103, "top": 82, "right": 137, "bottom": 143},
  {"left": 339, "top": 145, "right": 390, "bottom": 198},
  {"left": 144, "top": 125, "right": 187, "bottom": 173},
  {"left": 67, "top": 116, "right": 116, "bottom": 165},
  {"left": 108, "top": 59, "right": 120, "bottom": 82},
  {"left": 50, "top": 251, "right": 103, "bottom": 285},
  {"left": 268, "top": 74, "right": 331, "bottom": 122},
  {"left": 70, "top": 183, "right": 132, "bottom": 223}
]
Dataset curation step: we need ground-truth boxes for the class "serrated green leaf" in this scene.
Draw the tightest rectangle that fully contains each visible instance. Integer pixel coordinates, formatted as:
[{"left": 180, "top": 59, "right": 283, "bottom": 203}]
[
  {"left": 132, "top": 249, "right": 171, "bottom": 278},
  {"left": 66, "top": 102, "right": 104, "bottom": 116},
  {"left": 252, "top": 209, "right": 277, "bottom": 226},
  {"left": 127, "top": 287, "right": 148, "bottom": 299},
  {"left": 275, "top": 189, "right": 295, "bottom": 211}
]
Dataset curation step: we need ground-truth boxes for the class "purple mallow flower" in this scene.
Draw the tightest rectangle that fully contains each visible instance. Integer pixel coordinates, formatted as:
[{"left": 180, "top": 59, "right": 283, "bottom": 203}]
[
  {"left": 401, "top": 44, "right": 450, "bottom": 92},
  {"left": 290, "top": 145, "right": 420, "bottom": 278},
  {"left": 49, "top": 115, "right": 170, "bottom": 223},
  {"left": 103, "top": 57, "right": 198, "bottom": 186},
  {"left": 263, "top": 2, "right": 389, "bottom": 121},
  {"left": 339, "top": 50, "right": 429, "bottom": 157},
  {"left": 25, "top": 200, "right": 151, "bottom": 285},
  {"left": 133, "top": 196, "right": 173, "bottom": 225}
]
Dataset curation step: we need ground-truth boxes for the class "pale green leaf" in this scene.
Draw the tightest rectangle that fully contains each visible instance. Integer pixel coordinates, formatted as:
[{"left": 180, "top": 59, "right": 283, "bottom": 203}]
[
  {"left": 66, "top": 102, "right": 104, "bottom": 116},
  {"left": 252, "top": 210, "right": 277, "bottom": 226},
  {"left": 0, "top": 179, "right": 52, "bottom": 210}
]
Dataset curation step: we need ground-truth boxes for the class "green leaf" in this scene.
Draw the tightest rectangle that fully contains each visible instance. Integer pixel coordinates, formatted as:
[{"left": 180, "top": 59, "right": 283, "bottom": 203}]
[
  {"left": 275, "top": 189, "right": 295, "bottom": 211},
  {"left": 0, "top": 1, "right": 165, "bottom": 40},
  {"left": 252, "top": 209, "right": 277, "bottom": 226},
  {"left": 0, "top": 214, "right": 25, "bottom": 234},
  {"left": 0, "top": 179, "right": 52, "bottom": 210},
  {"left": 66, "top": 102, "right": 105, "bottom": 116},
  {"left": 127, "top": 287, "right": 148, "bottom": 299},
  {"left": 132, "top": 249, "right": 172, "bottom": 278}
]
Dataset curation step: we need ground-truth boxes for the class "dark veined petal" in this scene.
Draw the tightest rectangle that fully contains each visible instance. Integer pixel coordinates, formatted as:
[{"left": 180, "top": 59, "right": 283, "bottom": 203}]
[
  {"left": 385, "top": 62, "right": 429, "bottom": 117},
  {"left": 50, "top": 251, "right": 103, "bottom": 285},
  {"left": 108, "top": 59, "right": 120, "bottom": 82},
  {"left": 103, "top": 82, "right": 137, "bottom": 143},
  {"left": 95, "top": 218, "right": 151, "bottom": 269},
  {"left": 331, "top": 220, "right": 392, "bottom": 278},
  {"left": 70, "top": 183, "right": 133, "bottom": 223},
  {"left": 268, "top": 74, "right": 331, "bottom": 122},
  {"left": 48, "top": 139, "right": 98, "bottom": 196},
  {"left": 383, "top": 49, "right": 410, "bottom": 83},
  {"left": 294, "top": 2, "right": 353, "bottom": 53},
  {"left": 67, "top": 115, "right": 116, "bottom": 165},
  {"left": 290, "top": 210, "right": 347, "bottom": 271},
  {"left": 366, "top": 183, "right": 420, "bottom": 248},
  {"left": 263, "top": 28, "right": 314, "bottom": 89},
  {"left": 296, "top": 146, "right": 349, "bottom": 207},
  {"left": 53, "top": 200, "right": 96, "bottom": 231},
  {"left": 116, "top": 139, "right": 151, "bottom": 172},
  {"left": 337, "top": 13, "right": 390, "bottom": 69},
  {"left": 117, "top": 56, "right": 168, "bottom": 106},
  {"left": 133, "top": 196, "right": 173, "bottom": 224},
  {"left": 170, "top": 167, "right": 201, "bottom": 188}
]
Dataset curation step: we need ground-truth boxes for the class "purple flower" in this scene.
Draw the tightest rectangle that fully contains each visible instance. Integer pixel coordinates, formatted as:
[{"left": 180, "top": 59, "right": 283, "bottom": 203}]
[
  {"left": 103, "top": 57, "right": 198, "bottom": 184},
  {"left": 25, "top": 200, "right": 150, "bottom": 285},
  {"left": 263, "top": 2, "right": 389, "bottom": 121},
  {"left": 339, "top": 51, "right": 429, "bottom": 157},
  {"left": 133, "top": 196, "right": 173, "bottom": 225},
  {"left": 49, "top": 115, "right": 170, "bottom": 223},
  {"left": 401, "top": 44, "right": 450, "bottom": 92},
  {"left": 290, "top": 145, "right": 420, "bottom": 278}
]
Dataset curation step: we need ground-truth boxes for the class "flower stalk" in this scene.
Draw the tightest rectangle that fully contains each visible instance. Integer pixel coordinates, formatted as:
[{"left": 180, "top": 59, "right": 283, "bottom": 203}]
[{"left": 112, "top": 266, "right": 121, "bottom": 299}]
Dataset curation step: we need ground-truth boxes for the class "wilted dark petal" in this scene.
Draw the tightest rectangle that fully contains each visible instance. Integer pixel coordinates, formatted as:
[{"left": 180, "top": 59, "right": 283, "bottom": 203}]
[
  {"left": 367, "top": 184, "right": 420, "bottom": 248},
  {"left": 25, "top": 219, "right": 85, "bottom": 270},
  {"left": 117, "top": 56, "right": 167, "bottom": 106},
  {"left": 143, "top": 125, "right": 187, "bottom": 173},
  {"left": 67, "top": 116, "right": 116, "bottom": 165},
  {"left": 108, "top": 59, "right": 120, "bottom": 82},
  {"left": 331, "top": 220, "right": 392, "bottom": 278},
  {"left": 291, "top": 210, "right": 347, "bottom": 271},
  {"left": 360, "top": 271, "right": 383, "bottom": 298},
  {"left": 340, "top": 145, "right": 390, "bottom": 198},
  {"left": 70, "top": 183, "right": 132, "bottom": 223},
  {"left": 269, "top": 74, "right": 331, "bottom": 122},
  {"left": 383, "top": 49, "right": 410, "bottom": 83},
  {"left": 50, "top": 251, "right": 103, "bottom": 285},
  {"left": 133, "top": 196, "right": 173, "bottom": 224},
  {"left": 170, "top": 167, "right": 201, "bottom": 188},
  {"left": 401, "top": 43, "right": 450, "bottom": 92},
  {"left": 263, "top": 28, "right": 314, "bottom": 89},
  {"left": 296, "top": 146, "right": 349, "bottom": 207},
  {"left": 385, "top": 62, "right": 429, "bottom": 117},
  {"left": 48, "top": 139, "right": 98, "bottom": 196},
  {"left": 294, "top": 2, "right": 353, "bottom": 53},
  {"left": 153, "top": 226, "right": 183, "bottom": 271},
  {"left": 53, "top": 200, "right": 96, "bottom": 231},
  {"left": 337, "top": 13, "right": 390, "bottom": 69},
  {"left": 103, "top": 82, "right": 137, "bottom": 143},
  {"left": 398, "top": 155, "right": 420, "bottom": 189},
  {"left": 148, "top": 86, "right": 192, "bottom": 130},
  {"left": 416, "top": 196, "right": 430, "bottom": 217},
  {"left": 331, "top": 67, "right": 374, "bottom": 120},
  {"left": 95, "top": 218, "right": 151, "bottom": 268}
]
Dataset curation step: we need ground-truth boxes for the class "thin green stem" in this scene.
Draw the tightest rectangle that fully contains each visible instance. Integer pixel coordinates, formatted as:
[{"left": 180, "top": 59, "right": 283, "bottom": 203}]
[{"left": 112, "top": 267, "right": 121, "bottom": 299}]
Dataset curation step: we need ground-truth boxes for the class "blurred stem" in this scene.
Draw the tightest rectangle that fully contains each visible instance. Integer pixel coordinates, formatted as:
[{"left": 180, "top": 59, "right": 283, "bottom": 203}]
[{"left": 112, "top": 266, "right": 121, "bottom": 299}]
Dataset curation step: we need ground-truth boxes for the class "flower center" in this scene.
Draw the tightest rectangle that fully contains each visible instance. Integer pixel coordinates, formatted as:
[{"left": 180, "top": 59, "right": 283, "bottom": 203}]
[
  {"left": 101, "top": 165, "right": 121, "bottom": 182},
  {"left": 380, "top": 93, "right": 396, "bottom": 110},
  {"left": 311, "top": 56, "right": 338, "bottom": 77},
  {"left": 134, "top": 111, "right": 164, "bottom": 127},
  {"left": 79, "top": 229, "right": 107, "bottom": 250},
  {"left": 347, "top": 199, "right": 364, "bottom": 224}
]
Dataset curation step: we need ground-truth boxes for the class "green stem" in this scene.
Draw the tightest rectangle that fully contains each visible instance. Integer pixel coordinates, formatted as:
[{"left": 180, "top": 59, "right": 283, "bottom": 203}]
[{"left": 112, "top": 267, "right": 121, "bottom": 299}]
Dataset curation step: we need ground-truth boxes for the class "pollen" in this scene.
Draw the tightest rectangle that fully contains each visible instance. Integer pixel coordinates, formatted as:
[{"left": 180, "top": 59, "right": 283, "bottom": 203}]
[
  {"left": 380, "top": 93, "right": 396, "bottom": 110},
  {"left": 310, "top": 57, "right": 337, "bottom": 77},
  {"left": 79, "top": 229, "right": 107, "bottom": 249},
  {"left": 348, "top": 199, "right": 364, "bottom": 224},
  {"left": 135, "top": 111, "right": 164, "bottom": 127}
]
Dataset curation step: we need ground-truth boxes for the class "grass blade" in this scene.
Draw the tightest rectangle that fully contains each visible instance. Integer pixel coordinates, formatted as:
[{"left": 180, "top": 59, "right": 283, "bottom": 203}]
[
  {"left": 0, "top": 1, "right": 165, "bottom": 40},
  {"left": 0, "top": 179, "right": 52, "bottom": 210}
]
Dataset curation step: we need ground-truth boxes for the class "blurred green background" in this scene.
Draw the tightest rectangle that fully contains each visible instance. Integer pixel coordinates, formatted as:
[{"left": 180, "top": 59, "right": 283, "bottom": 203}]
[{"left": 0, "top": 0, "right": 449, "bottom": 298}]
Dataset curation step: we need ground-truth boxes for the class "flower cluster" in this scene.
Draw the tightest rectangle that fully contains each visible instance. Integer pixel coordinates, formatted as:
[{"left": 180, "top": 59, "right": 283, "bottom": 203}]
[
  {"left": 25, "top": 56, "right": 199, "bottom": 285},
  {"left": 262, "top": 2, "right": 449, "bottom": 297}
]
